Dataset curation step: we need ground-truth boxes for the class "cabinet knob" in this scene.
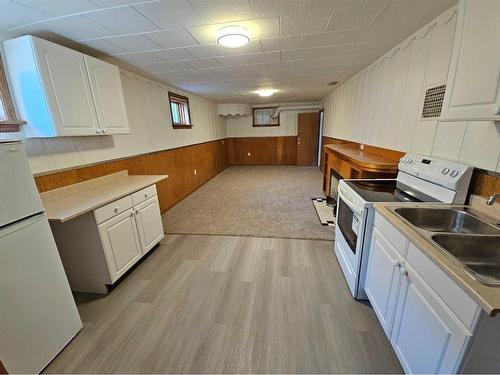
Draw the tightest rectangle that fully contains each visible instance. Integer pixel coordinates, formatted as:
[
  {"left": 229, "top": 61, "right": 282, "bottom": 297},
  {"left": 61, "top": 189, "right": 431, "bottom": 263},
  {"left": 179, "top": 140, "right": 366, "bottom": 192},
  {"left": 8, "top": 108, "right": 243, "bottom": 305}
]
[
  {"left": 114, "top": 207, "right": 119, "bottom": 213},
  {"left": 130, "top": 212, "right": 134, "bottom": 217},
  {"left": 144, "top": 193, "right": 148, "bottom": 198},
  {"left": 493, "top": 106, "right": 500, "bottom": 116},
  {"left": 135, "top": 209, "right": 140, "bottom": 214},
  {"left": 392, "top": 260, "right": 401, "bottom": 268},
  {"left": 399, "top": 267, "right": 408, "bottom": 277},
  {"left": 101, "top": 129, "right": 106, "bottom": 134},
  {"left": 96, "top": 129, "right": 101, "bottom": 134}
]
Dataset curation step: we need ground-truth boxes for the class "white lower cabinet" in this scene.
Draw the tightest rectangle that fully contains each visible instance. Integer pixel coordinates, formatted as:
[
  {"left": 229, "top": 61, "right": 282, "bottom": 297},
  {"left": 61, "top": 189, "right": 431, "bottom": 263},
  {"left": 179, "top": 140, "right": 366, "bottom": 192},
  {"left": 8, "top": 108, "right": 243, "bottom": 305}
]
[
  {"left": 391, "top": 263, "right": 471, "bottom": 374},
  {"left": 365, "top": 211, "right": 487, "bottom": 374},
  {"left": 98, "top": 208, "right": 142, "bottom": 282},
  {"left": 51, "top": 185, "right": 164, "bottom": 293},
  {"left": 364, "top": 228, "right": 404, "bottom": 337},
  {"left": 134, "top": 197, "right": 164, "bottom": 254}
]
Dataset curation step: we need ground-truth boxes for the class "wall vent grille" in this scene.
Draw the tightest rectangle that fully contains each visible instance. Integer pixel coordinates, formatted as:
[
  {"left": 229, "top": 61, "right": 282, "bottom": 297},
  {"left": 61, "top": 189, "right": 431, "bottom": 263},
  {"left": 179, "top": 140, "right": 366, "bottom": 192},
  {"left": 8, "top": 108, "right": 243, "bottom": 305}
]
[{"left": 421, "top": 84, "right": 446, "bottom": 118}]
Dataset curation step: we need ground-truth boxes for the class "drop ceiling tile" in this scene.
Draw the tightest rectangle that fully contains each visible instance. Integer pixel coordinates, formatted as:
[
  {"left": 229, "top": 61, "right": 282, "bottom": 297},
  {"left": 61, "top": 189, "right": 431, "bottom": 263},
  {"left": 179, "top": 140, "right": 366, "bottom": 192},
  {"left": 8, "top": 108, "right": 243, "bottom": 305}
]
[
  {"left": 153, "top": 48, "right": 194, "bottom": 61},
  {"left": 144, "top": 29, "right": 199, "bottom": 49},
  {"left": 104, "top": 34, "right": 161, "bottom": 52},
  {"left": 14, "top": 0, "right": 99, "bottom": 16},
  {"left": 325, "top": 0, "right": 391, "bottom": 31},
  {"left": 189, "top": 0, "right": 253, "bottom": 24},
  {"left": 299, "top": 30, "right": 344, "bottom": 48},
  {"left": 132, "top": 0, "right": 204, "bottom": 28},
  {"left": 152, "top": 60, "right": 190, "bottom": 71},
  {"left": 84, "top": 5, "right": 159, "bottom": 34},
  {"left": 341, "top": 25, "right": 397, "bottom": 44},
  {"left": 0, "top": 1, "right": 48, "bottom": 30},
  {"left": 90, "top": 0, "right": 137, "bottom": 6},
  {"left": 266, "top": 60, "right": 296, "bottom": 71},
  {"left": 260, "top": 35, "right": 299, "bottom": 52},
  {"left": 188, "top": 17, "right": 279, "bottom": 45},
  {"left": 14, "top": 14, "right": 116, "bottom": 40},
  {"left": 215, "top": 51, "right": 279, "bottom": 65},
  {"left": 116, "top": 51, "right": 165, "bottom": 65},
  {"left": 249, "top": 0, "right": 308, "bottom": 18},
  {"left": 185, "top": 57, "right": 220, "bottom": 69},
  {"left": 186, "top": 40, "right": 261, "bottom": 58},
  {"left": 80, "top": 38, "right": 128, "bottom": 54}
]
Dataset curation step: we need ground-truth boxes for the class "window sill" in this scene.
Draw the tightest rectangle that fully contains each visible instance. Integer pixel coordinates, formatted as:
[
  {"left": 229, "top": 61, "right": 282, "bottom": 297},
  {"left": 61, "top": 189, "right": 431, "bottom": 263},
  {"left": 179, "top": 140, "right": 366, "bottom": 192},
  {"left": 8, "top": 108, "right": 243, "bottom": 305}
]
[
  {"left": 172, "top": 124, "right": 193, "bottom": 129},
  {"left": 252, "top": 123, "right": 280, "bottom": 127},
  {"left": 0, "top": 120, "right": 26, "bottom": 133}
]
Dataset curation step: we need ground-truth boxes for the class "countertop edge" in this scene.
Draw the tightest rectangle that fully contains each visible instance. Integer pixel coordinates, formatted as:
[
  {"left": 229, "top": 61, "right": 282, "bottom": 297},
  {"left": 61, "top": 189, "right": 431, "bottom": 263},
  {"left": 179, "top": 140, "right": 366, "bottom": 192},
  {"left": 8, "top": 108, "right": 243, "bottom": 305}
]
[
  {"left": 373, "top": 202, "right": 498, "bottom": 316},
  {"left": 46, "top": 175, "right": 168, "bottom": 223}
]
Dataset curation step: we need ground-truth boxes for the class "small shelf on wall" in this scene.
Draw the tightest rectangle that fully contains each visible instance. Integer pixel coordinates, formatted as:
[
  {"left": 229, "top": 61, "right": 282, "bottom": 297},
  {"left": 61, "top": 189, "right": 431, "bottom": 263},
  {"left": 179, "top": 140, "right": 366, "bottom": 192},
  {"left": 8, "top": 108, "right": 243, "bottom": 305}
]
[{"left": 0, "top": 119, "right": 26, "bottom": 133}]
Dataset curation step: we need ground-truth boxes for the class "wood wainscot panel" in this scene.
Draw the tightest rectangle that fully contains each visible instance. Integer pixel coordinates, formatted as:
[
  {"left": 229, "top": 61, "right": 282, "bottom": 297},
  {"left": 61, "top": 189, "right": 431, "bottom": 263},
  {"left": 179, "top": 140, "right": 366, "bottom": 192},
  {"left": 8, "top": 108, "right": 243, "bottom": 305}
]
[
  {"left": 35, "top": 139, "right": 228, "bottom": 213},
  {"left": 227, "top": 136, "right": 297, "bottom": 165}
]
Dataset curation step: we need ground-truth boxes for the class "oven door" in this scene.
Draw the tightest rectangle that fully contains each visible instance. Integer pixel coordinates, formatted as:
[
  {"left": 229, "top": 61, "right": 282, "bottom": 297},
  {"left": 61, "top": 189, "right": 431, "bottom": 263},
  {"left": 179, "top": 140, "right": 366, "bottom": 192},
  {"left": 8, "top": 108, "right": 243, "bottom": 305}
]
[{"left": 337, "top": 189, "right": 363, "bottom": 254}]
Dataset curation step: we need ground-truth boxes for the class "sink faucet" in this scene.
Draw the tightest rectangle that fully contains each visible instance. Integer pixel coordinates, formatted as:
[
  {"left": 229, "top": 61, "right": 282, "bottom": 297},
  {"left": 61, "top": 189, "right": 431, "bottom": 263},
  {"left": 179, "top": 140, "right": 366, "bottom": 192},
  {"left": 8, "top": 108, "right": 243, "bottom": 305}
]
[{"left": 487, "top": 193, "right": 500, "bottom": 205}]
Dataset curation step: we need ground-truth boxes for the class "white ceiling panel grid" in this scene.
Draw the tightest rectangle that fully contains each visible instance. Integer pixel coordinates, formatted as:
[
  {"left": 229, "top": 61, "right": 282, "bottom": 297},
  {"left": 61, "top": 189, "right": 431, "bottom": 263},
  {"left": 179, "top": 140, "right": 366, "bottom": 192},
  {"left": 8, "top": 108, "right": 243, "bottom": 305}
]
[{"left": 0, "top": 0, "right": 458, "bottom": 103}]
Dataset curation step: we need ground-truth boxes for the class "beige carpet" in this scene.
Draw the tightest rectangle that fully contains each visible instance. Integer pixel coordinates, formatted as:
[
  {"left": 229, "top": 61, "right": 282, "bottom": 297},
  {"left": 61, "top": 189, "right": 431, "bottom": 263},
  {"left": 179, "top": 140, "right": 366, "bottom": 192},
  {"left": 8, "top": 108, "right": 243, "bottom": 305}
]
[{"left": 162, "top": 166, "right": 335, "bottom": 241}]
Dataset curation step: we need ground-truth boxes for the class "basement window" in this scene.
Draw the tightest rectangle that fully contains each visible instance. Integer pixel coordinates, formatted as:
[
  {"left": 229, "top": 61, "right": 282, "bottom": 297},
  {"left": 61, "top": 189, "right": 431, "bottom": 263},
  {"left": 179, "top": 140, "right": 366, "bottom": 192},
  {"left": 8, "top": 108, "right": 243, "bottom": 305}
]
[
  {"left": 168, "top": 92, "right": 192, "bottom": 128},
  {"left": 253, "top": 107, "right": 279, "bottom": 127},
  {"left": 0, "top": 54, "right": 25, "bottom": 132}
]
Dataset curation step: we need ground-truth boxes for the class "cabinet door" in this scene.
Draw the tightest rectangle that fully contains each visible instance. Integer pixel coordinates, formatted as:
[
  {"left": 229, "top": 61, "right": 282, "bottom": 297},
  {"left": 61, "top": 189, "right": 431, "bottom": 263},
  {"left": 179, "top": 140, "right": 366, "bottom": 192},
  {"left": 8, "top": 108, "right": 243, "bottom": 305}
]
[
  {"left": 33, "top": 37, "right": 100, "bottom": 136},
  {"left": 134, "top": 196, "right": 164, "bottom": 254},
  {"left": 84, "top": 55, "right": 130, "bottom": 135},
  {"left": 365, "top": 227, "right": 404, "bottom": 337},
  {"left": 391, "top": 264, "right": 472, "bottom": 374},
  {"left": 441, "top": 0, "right": 500, "bottom": 121},
  {"left": 98, "top": 209, "right": 142, "bottom": 283}
]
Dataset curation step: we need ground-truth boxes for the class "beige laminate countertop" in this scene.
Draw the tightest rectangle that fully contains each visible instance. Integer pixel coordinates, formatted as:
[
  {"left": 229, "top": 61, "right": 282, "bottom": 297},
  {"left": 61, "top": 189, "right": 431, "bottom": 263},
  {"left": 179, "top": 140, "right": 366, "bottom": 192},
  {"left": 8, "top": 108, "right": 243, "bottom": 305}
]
[
  {"left": 374, "top": 202, "right": 500, "bottom": 316},
  {"left": 40, "top": 171, "right": 168, "bottom": 222}
]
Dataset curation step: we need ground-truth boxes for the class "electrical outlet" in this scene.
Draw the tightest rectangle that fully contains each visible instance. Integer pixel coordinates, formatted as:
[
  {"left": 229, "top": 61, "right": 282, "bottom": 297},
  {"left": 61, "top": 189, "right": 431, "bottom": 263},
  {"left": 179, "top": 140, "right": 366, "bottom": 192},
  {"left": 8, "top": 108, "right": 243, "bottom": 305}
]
[
  {"left": 247, "top": 152, "right": 251, "bottom": 157},
  {"left": 194, "top": 169, "right": 197, "bottom": 175}
]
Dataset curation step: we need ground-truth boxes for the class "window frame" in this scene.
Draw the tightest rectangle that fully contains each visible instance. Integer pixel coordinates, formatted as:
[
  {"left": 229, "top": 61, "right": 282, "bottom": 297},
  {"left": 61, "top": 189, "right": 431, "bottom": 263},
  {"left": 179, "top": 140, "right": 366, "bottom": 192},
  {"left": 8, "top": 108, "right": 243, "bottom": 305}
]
[
  {"left": 168, "top": 91, "right": 192, "bottom": 129},
  {"left": 252, "top": 107, "right": 280, "bottom": 127},
  {"left": 0, "top": 54, "right": 25, "bottom": 132}
]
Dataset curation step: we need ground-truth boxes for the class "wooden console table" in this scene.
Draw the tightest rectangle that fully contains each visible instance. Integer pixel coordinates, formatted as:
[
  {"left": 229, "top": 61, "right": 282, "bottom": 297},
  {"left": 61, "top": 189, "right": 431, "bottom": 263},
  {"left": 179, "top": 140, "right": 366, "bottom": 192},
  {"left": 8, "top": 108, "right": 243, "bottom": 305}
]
[{"left": 323, "top": 143, "right": 401, "bottom": 196}]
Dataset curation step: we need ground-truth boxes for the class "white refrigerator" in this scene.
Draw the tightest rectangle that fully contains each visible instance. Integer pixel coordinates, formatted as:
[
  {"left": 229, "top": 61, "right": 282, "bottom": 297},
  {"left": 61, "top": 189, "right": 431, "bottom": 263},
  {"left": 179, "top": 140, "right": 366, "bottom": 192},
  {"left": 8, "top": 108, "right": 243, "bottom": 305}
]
[{"left": 0, "top": 141, "right": 82, "bottom": 373}]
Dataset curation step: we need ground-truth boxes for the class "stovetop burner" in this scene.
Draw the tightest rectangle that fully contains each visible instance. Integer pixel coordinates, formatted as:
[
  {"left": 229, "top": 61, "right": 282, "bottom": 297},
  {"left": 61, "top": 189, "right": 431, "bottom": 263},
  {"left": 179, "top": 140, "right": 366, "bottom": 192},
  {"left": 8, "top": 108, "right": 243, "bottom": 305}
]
[{"left": 345, "top": 179, "right": 421, "bottom": 203}]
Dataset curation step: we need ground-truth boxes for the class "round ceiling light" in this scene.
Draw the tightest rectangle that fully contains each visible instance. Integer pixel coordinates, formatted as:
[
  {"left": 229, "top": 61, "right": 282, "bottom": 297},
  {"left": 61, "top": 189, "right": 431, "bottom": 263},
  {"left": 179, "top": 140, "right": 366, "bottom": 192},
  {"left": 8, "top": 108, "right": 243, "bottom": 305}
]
[
  {"left": 216, "top": 26, "right": 250, "bottom": 48},
  {"left": 256, "top": 89, "right": 276, "bottom": 97}
]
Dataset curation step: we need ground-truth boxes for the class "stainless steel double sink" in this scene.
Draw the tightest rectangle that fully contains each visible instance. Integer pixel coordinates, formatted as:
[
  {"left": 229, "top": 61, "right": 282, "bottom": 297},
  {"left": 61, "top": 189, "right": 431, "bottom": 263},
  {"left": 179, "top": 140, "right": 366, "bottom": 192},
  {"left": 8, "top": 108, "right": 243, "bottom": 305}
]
[{"left": 392, "top": 206, "right": 500, "bottom": 286}]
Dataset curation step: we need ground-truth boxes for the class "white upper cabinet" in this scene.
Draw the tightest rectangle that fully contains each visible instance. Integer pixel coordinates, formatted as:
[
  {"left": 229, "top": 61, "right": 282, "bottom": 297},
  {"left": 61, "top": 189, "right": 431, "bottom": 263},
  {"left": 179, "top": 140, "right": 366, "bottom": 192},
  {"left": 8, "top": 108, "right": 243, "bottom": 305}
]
[
  {"left": 84, "top": 55, "right": 130, "bottom": 135},
  {"left": 441, "top": 0, "right": 500, "bottom": 121},
  {"left": 3, "top": 35, "right": 130, "bottom": 137}
]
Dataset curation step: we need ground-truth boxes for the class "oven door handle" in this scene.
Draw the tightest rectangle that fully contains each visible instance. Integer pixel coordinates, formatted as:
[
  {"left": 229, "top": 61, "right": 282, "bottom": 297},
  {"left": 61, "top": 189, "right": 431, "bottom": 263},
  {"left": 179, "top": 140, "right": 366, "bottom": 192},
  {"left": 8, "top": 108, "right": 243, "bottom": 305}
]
[{"left": 338, "top": 188, "right": 363, "bottom": 217}]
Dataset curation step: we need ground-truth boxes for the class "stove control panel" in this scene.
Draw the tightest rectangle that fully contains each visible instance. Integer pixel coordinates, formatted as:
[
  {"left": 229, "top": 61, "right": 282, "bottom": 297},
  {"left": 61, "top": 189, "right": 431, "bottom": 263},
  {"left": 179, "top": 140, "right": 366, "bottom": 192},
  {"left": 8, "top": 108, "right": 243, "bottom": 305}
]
[{"left": 398, "top": 154, "right": 472, "bottom": 191}]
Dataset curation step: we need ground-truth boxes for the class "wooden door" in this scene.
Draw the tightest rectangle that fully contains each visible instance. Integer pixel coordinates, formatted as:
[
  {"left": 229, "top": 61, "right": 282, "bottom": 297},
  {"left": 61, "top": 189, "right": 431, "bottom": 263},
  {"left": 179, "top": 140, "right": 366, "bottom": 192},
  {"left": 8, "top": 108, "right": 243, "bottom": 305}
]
[
  {"left": 98, "top": 209, "right": 142, "bottom": 282},
  {"left": 391, "top": 263, "right": 472, "bottom": 374},
  {"left": 134, "top": 196, "right": 164, "bottom": 254},
  {"left": 84, "top": 55, "right": 130, "bottom": 135},
  {"left": 33, "top": 37, "right": 99, "bottom": 136},
  {"left": 297, "top": 112, "right": 320, "bottom": 166},
  {"left": 364, "top": 228, "right": 404, "bottom": 337}
]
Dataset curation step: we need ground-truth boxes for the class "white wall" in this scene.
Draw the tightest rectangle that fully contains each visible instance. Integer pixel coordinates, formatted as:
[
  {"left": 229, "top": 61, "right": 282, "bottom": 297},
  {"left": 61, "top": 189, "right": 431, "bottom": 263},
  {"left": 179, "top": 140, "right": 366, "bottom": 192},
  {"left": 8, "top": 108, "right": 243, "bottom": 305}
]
[
  {"left": 322, "top": 6, "right": 500, "bottom": 173},
  {"left": 2, "top": 70, "right": 226, "bottom": 175},
  {"left": 226, "top": 109, "right": 318, "bottom": 138}
]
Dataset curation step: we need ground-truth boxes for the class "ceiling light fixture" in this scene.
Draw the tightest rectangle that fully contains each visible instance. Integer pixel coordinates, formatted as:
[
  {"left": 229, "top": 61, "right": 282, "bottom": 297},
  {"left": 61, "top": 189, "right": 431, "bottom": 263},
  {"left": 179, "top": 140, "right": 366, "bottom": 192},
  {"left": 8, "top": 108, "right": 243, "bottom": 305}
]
[
  {"left": 256, "top": 89, "right": 276, "bottom": 97},
  {"left": 216, "top": 26, "right": 250, "bottom": 48}
]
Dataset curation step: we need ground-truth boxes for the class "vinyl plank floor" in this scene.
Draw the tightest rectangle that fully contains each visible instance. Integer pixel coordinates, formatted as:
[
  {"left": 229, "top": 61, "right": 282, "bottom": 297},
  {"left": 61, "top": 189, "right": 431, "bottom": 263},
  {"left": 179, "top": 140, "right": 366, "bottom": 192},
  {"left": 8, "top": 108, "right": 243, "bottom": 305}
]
[{"left": 44, "top": 234, "right": 402, "bottom": 374}]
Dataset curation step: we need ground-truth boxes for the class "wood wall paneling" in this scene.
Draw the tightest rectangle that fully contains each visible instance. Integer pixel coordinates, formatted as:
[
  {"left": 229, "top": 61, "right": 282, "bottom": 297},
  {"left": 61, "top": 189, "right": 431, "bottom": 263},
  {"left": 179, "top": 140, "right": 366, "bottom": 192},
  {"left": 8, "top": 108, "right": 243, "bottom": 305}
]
[
  {"left": 227, "top": 136, "right": 297, "bottom": 165},
  {"left": 35, "top": 139, "right": 229, "bottom": 213}
]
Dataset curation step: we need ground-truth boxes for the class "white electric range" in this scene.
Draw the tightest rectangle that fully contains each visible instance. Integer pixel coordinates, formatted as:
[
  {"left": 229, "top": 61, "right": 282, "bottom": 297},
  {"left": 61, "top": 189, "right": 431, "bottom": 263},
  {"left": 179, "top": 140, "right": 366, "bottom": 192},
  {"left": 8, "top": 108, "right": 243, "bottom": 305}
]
[{"left": 334, "top": 153, "right": 473, "bottom": 300}]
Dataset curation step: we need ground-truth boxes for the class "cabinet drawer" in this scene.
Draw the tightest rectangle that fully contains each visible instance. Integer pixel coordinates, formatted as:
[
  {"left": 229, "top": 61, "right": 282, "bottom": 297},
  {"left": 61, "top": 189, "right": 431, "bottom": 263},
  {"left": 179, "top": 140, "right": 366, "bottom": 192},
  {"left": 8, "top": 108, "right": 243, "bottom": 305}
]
[
  {"left": 131, "top": 185, "right": 157, "bottom": 206},
  {"left": 94, "top": 195, "right": 133, "bottom": 224},
  {"left": 374, "top": 212, "right": 408, "bottom": 256},
  {"left": 406, "top": 242, "right": 481, "bottom": 331}
]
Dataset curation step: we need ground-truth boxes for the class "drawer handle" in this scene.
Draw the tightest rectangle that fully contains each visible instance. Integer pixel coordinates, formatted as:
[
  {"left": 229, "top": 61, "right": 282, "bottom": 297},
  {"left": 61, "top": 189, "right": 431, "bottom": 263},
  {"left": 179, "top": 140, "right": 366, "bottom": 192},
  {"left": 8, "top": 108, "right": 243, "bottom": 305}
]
[
  {"left": 399, "top": 266, "right": 408, "bottom": 277},
  {"left": 114, "top": 207, "right": 119, "bottom": 213},
  {"left": 135, "top": 209, "right": 140, "bottom": 214},
  {"left": 144, "top": 193, "right": 148, "bottom": 198}
]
